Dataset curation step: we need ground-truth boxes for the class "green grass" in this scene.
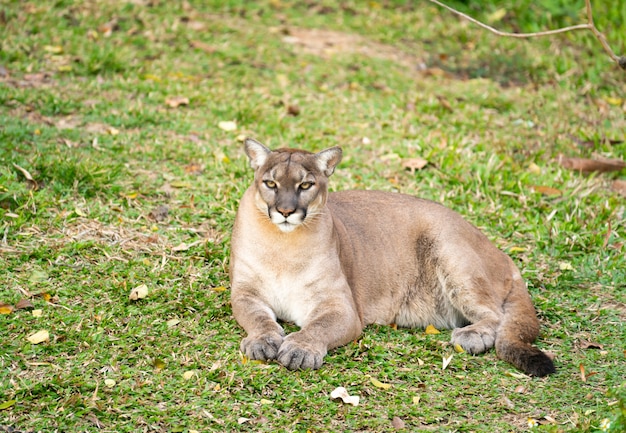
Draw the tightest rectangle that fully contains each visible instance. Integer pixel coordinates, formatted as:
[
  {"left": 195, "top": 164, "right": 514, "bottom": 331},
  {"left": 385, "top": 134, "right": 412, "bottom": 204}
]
[{"left": 1, "top": 1, "right": 625, "bottom": 432}]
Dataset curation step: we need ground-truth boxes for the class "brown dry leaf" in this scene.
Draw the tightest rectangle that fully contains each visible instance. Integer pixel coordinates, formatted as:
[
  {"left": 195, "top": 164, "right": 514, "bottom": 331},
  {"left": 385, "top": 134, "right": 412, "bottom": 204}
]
[
  {"left": 190, "top": 40, "right": 216, "bottom": 53},
  {"left": 579, "top": 363, "right": 586, "bottom": 382},
  {"left": 436, "top": 95, "right": 453, "bottom": 112},
  {"left": 579, "top": 340, "right": 604, "bottom": 350},
  {"left": 0, "top": 303, "right": 14, "bottom": 314},
  {"left": 184, "top": 163, "right": 204, "bottom": 175},
  {"left": 611, "top": 180, "right": 626, "bottom": 197},
  {"left": 530, "top": 185, "right": 563, "bottom": 197},
  {"left": 165, "top": 96, "right": 190, "bottom": 108},
  {"left": 15, "top": 299, "right": 34, "bottom": 310},
  {"left": 558, "top": 154, "right": 626, "bottom": 173},
  {"left": 402, "top": 158, "right": 428, "bottom": 174},
  {"left": 391, "top": 416, "right": 406, "bottom": 429},
  {"left": 149, "top": 205, "right": 169, "bottom": 222}
]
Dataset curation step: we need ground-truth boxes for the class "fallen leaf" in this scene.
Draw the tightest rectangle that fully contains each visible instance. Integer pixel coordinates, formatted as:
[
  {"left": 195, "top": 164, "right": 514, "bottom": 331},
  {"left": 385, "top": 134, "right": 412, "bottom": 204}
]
[
  {"left": 505, "top": 371, "right": 529, "bottom": 379},
  {"left": 238, "top": 417, "right": 251, "bottom": 425},
  {"left": 190, "top": 40, "right": 216, "bottom": 53},
  {"left": 579, "top": 363, "right": 586, "bottom": 382},
  {"left": 487, "top": 8, "right": 507, "bottom": 22},
  {"left": 27, "top": 330, "right": 49, "bottom": 344},
  {"left": 370, "top": 377, "right": 391, "bottom": 390},
  {"left": 611, "top": 180, "right": 626, "bottom": 197},
  {"left": 43, "top": 45, "right": 63, "bottom": 54},
  {"left": 559, "top": 261, "right": 574, "bottom": 271},
  {"left": 558, "top": 154, "right": 626, "bottom": 173},
  {"left": 260, "top": 399, "right": 272, "bottom": 405},
  {"left": 402, "top": 158, "right": 428, "bottom": 174},
  {"left": 104, "top": 379, "right": 116, "bottom": 388},
  {"left": 0, "top": 400, "right": 16, "bottom": 410},
  {"left": 330, "top": 386, "right": 360, "bottom": 406},
  {"left": 531, "top": 185, "right": 563, "bottom": 197},
  {"left": 453, "top": 344, "right": 465, "bottom": 353},
  {"left": 391, "top": 416, "right": 405, "bottom": 429},
  {"left": 211, "top": 286, "right": 227, "bottom": 293},
  {"left": 442, "top": 354, "right": 453, "bottom": 370},
  {"left": 183, "top": 371, "right": 195, "bottom": 380},
  {"left": 149, "top": 205, "right": 169, "bottom": 222},
  {"left": 153, "top": 358, "right": 166, "bottom": 370},
  {"left": 425, "top": 324, "right": 440, "bottom": 335},
  {"left": 0, "top": 303, "right": 13, "bottom": 314},
  {"left": 412, "top": 396, "right": 421, "bottom": 405},
  {"left": 286, "top": 104, "right": 301, "bottom": 116},
  {"left": 129, "top": 284, "right": 149, "bottom": 301},
  {"left": 15, "top": 299, "right": 34, "bottom": 310},
  {"left": 166, "top": 318, "right": 180, "bottom": 327},
  {"left": 165, "top": 96, "right": 189, "bottom": 108},
  {"left": 32, "top": 309, "right": 43, "bottom": 317},
  {"left": 218, "top": 120, "right": 237, "bottom": 131},
  {"left": 436, "top": 95, "right": 453, "bottom": 112},
  {"left": 580, "top": 340, "right": 604, "bottom": 350}
]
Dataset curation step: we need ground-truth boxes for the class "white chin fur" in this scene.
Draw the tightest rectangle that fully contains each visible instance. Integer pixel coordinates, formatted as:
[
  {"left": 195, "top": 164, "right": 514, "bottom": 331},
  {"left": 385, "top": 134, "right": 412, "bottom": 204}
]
[{"left": 270, "top": 213, "right": 302, "bottom": 233}]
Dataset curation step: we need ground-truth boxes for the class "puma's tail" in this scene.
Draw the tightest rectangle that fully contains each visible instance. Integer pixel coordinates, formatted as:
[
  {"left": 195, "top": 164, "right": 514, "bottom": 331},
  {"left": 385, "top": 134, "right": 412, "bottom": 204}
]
[{"left": 495, "top": 279, "right": 556, "bottom": 377}]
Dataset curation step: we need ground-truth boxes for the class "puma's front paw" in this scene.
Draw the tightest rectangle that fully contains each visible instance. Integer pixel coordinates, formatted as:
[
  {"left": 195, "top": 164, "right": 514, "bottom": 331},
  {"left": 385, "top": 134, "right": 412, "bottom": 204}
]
[
  {"left": 276, "top": 333, "right": 327, "bottom": 370},
  {"left": 451, "top": 324, "right": 496, "bottom": 354},
  {"left": 241, "top": 332, "right": 284, "bottom": 361}
]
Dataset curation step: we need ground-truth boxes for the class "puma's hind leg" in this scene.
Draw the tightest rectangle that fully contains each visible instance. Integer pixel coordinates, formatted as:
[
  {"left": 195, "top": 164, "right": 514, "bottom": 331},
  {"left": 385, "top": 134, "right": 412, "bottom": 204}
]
[{"left": 444, "top": 276, "right": 505, "bottom": 354}]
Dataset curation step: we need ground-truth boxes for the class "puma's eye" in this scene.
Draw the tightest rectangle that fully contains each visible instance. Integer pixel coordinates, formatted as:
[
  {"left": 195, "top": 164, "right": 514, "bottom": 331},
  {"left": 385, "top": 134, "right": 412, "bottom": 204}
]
[
  {"left": 299, "top": 182, "right": 314, "bottom": 190},
  {"left": 263, "top": 180, "right": 277, "bottom": 189}
]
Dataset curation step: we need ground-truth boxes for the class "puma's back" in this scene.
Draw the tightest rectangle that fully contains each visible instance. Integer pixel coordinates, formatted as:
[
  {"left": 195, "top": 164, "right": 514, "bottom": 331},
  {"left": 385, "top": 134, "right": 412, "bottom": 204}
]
[{"left": 230, "top": 139, "right": 556, "bottom": 376}]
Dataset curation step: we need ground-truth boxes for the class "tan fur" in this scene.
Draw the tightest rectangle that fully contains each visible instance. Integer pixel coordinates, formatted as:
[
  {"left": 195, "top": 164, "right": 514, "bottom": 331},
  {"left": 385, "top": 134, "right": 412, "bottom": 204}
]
[{"left": 229, "top": 139, "right": 555, "bottom": 376}]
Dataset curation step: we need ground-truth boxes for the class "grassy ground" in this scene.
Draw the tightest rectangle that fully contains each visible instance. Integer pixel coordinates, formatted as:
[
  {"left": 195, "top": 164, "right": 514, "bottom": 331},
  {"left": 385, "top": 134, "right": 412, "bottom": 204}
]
[{"left": 1, "top": 1, "right": 625, "bottom": 432}]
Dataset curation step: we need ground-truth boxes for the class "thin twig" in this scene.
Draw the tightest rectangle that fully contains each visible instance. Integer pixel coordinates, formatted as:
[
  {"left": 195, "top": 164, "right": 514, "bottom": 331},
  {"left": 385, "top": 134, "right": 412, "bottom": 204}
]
[{"left": 427, "top": 0, "right": 625, "bottom": 70}]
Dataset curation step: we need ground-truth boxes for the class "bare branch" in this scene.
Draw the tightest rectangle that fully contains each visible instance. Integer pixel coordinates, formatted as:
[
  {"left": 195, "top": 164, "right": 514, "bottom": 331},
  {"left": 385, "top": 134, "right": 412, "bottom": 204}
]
[{"left": 427, "top": 0, "right": 625, "bottom": 70}]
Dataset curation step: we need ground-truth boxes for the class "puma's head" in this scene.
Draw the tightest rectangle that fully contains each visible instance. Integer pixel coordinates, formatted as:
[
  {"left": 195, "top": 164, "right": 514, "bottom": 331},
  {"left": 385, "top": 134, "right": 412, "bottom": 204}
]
[{"left": 244, "top": 138, "right": 342, "bottom": 233}]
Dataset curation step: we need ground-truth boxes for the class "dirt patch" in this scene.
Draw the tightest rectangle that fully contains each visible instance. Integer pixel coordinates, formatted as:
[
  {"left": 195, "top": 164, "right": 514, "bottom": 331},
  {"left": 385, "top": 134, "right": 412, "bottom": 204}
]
[
  {"left": 283, "top": 27, "right": 427, "bottom": 70},
  {"left": 2, "top": 218, "right": 222, "bottom": 257}
]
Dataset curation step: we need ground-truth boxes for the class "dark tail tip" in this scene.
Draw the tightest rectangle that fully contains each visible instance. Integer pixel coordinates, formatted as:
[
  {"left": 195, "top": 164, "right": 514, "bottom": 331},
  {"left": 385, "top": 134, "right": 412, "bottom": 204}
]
[
  {"left": 522, "top": 352, "right": 556, "bottom": 377},
  {"left": 497, "top": 342, "right": 556, "bottom": 377}
]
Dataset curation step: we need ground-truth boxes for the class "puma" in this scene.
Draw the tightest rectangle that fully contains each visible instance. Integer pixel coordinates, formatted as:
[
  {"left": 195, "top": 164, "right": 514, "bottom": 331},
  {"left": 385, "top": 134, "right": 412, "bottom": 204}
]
[{"left": 229, "top": 138, "right": 556, "bottom": 377}]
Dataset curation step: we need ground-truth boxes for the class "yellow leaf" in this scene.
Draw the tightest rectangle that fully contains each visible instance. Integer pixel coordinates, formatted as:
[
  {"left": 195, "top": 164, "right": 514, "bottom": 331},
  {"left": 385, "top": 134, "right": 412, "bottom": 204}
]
[
  {"left": 260, "top": 399, "right": 272, "bottom": 405},
  {"left": 487, "top": 8, "right": 507, "bottom": 23},
  {"left": 153, "top": 358, "right": 165, "bottom": 370},
  {"left": 182, "top": 370, "right": 195, "bottom": 380},
  {"left": 425, "top": 324, "right": 440, "bottom": 335},
  {"left": 370, "top": 377, "right": 391, "bottom": 390},
  {"left": 0, "top": 400, "right": 16, "bottom": 410},
  {"left": 104, "top": 379, "right": 116, "bottom": 388},
  {"left": 27, "top": 330, "right": 50, "bottom": 344},
  {"left": 170, "top": 180, "right": 192, "bottom": 188},
  {"left": 211, "top": 286, "right": 227, "bottom": 292},
  {"left": 528, "top": 162, "right": 541, "bottom": 174},
  {"left": 0, "top": 303, "right": 14, "bottom": 314},
  {"left": 604, "top": 96, "right": 623, "bottom": 106},
  {"left": 43, "top": 45, "right": 63, "bottom": 54},
  {"left": 509, "top": 246, "right": 526, "bottom": 253},
  {"left": 453, "top": 344, "right": 465, "bottom": 353}
]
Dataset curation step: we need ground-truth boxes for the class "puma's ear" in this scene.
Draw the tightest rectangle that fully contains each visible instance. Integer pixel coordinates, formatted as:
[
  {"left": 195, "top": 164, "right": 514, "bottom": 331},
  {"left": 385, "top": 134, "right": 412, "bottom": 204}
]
[
  {"left": 244, "top": 138, "right": 271, "bottom": 170},
  {"left": 316, "top": 146, "right": 342, "bottom": 177}
]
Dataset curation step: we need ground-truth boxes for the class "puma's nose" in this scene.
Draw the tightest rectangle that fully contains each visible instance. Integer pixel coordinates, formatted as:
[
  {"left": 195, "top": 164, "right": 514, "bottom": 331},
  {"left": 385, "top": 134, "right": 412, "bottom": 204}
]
[{"left": 277, "top": 207, "right": 296, "bottom": 217}]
